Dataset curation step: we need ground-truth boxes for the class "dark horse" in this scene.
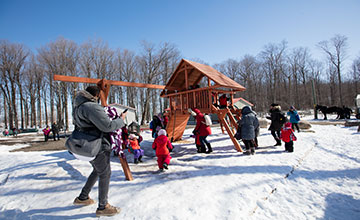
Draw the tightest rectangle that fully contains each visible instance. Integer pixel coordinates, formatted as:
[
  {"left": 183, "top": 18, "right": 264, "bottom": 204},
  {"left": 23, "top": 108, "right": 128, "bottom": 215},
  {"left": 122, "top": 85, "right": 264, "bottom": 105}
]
[{"left": 315, "top": 105, "right": 345, "bottom": 120}]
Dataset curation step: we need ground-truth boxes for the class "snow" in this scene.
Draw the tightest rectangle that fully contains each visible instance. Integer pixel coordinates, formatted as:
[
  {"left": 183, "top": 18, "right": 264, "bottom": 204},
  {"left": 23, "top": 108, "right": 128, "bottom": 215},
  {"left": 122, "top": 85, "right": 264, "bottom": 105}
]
[{"left": 0, "top": 117, "right": 360, "bottom": 220}]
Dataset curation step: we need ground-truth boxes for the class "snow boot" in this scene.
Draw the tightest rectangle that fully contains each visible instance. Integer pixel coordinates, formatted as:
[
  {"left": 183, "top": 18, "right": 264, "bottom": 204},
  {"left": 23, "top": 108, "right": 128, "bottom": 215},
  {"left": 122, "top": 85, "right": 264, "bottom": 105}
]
[
  {"left": 200, "top": 144, "right": 207, "bottom": 153},
  {"left": 250, "top": 147, "right": 255, "bottom": 155},
  {"left": 96, "top": 203, "right": 121, "bottom": 217},
  {"left": 134, "top": 158, "right": 138, "bottom": 164},
  {"left": 138, "top": 156, "right": 143, "bottom": 163},
  {"left": 163, "top": 163, "right": 168, "bottom": 169},
  {"left": 73, "top": 197, "right": 95, "bottom": 206},
  {"left": 205, "top": 143, "right": 213, "bottom": 154},
  {"left": 243, "top": 149, "right": 251, "bottom": 155},
  {"left": 196, "top": 145, "right": 201, "bottom": 153},
  {"left": 274, "top": 139, "right": 281, "bottom": 146}
]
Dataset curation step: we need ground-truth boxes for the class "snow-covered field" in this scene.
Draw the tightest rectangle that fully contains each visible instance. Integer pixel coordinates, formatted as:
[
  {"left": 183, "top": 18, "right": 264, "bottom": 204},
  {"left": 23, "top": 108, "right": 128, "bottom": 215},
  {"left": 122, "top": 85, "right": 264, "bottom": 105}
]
[{"left": 0, "top": 118, "right": 360, "bottom": 220}]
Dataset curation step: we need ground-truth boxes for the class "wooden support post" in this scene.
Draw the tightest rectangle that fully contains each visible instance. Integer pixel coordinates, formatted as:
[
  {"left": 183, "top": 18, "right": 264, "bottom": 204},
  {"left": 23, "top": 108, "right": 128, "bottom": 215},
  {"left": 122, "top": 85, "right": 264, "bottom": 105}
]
[
  {"left": 95, "top": 80, "right": 134, "bottom": 181},
  {"left": 118, "top": 153, "right": 134, "bottom": 181},
  {"left": 219, "top": 120, "right": 225, "bottom": 134},
  {"left": 217, "top": 111, "right": 242, "bottom": 152}
]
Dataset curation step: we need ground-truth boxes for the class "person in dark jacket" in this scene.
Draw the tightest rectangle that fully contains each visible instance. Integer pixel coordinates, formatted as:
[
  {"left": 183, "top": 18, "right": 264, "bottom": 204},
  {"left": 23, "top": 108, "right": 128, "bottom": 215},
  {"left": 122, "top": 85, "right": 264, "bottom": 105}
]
[
  {"left": 239, "top": 106, "right": 259, "bottom": 155},
  {"left": 72, "top": 86, "right": 126, "bottom": 217},
  {"left": 51, "top": 121, "right": 60, "bottom": 141},
  {"left": 266, "top": 104, "right": 286, "bottom": 146},
  {"left": 149, "top": 115, "right": 164, "bottom": 138}
]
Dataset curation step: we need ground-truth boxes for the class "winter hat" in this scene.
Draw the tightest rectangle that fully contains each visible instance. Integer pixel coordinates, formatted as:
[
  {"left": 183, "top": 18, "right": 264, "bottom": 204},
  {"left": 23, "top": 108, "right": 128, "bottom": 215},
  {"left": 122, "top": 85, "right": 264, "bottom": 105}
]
[
  {"left": 285, "top": 122, "right": 292, "bottom": 128},
  {"left": 290, "top": 106, "right": 295, "bottom": 110},
  {"left": 129, "top": 134, "right": 137, "bottom": 139},
  {"left": 158, "top": 129, "right": 167, "bottom": 136},
  {"left": 193, "top": 108, "right": 201, "bottom": 114},
  {"left": 271, "top": 103, "right": 279, "bottom": 107}
]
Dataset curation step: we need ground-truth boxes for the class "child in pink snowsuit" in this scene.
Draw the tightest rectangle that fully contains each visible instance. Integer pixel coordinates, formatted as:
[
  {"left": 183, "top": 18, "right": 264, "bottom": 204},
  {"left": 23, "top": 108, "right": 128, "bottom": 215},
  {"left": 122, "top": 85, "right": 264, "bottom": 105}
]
[
  {"left": 152, "top": 129, "right": 173, "bottom": 171},
  {"left": 42, "top": 126, "right": 51, "bottom": 142}
]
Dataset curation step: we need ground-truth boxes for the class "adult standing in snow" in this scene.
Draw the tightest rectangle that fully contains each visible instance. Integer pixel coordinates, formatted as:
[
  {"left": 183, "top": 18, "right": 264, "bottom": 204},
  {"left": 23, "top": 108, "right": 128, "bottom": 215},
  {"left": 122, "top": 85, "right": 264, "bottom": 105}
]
[
  {"left": 287, "top": 106, "right": 300, "bottom": 132},
  {"left": 72, "top": 86, "right": 126, "bottom": 217},
  {"left": 189, "top": 108, "right": 212, "bottom": 153},
  {"left": 239, "top": 106, "right": 259, "bottom": 155},
  {"left": 51, "top": 121, "right": 60, "bottom": 141},
  {"left": 266, "top": 103, "right": 286, "bottom": 146}
]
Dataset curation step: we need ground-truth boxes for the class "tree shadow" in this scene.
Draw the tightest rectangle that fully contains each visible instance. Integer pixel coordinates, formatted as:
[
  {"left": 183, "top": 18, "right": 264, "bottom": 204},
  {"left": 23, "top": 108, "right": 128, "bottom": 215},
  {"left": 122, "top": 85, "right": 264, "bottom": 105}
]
[
  {"left": 322, "top": 193, "right": 360, "bottom": 220},
  {"left": 316, "top": 144, "right": 360, "bottom": 164},
  {"left": 0, "top": 206, "right": 95, "bottom": 220}
]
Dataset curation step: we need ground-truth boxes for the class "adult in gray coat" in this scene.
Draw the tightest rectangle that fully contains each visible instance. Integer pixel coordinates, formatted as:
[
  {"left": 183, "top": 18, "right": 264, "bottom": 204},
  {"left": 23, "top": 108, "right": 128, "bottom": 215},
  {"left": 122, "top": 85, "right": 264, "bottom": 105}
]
[
  {"left": 72, "top": 86, "right": 126, "bottom": 217},
  {"left": 239, "top": 106, "right": 259, "bottom": 155}
]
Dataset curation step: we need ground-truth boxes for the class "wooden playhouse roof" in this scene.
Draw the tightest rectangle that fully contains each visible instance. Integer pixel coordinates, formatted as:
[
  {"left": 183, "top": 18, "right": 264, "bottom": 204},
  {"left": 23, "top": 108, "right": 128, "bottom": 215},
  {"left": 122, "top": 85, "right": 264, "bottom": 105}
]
[{"left": 161, "top": 59, "right": 246, "bottom": 96}]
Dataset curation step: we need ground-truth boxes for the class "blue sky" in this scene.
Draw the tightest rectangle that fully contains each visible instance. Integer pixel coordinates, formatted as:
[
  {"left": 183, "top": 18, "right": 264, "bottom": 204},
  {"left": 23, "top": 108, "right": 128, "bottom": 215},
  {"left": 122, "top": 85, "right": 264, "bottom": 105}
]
[{"left": 1, "top": 0, "right": 359, "bottom": 70}]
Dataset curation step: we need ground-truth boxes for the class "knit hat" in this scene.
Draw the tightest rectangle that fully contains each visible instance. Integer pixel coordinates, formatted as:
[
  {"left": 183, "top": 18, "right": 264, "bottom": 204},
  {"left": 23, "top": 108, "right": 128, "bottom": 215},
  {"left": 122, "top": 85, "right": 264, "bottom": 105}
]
[
  {"left": 129, "top": 134, "right": 137, "bottom": 139},
  {"left": 285, "top": 122, "right": 292, "bottom": 128},
  {"left": 158, "top": 129, "right": 167, "bottom": 136},
  {"left": 193, "top": 108, "right": 201, "bottom": 114},
  {"left": 290, "top": 106, "right": 295, "bottom": 110}
]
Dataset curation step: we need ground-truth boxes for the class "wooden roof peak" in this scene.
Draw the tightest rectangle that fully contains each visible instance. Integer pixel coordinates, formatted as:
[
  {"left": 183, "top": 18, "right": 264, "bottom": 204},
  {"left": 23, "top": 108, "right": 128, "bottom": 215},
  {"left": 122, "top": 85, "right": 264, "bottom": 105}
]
[{"left": 162, "top": 59, "right": 246, "bottom": 95}]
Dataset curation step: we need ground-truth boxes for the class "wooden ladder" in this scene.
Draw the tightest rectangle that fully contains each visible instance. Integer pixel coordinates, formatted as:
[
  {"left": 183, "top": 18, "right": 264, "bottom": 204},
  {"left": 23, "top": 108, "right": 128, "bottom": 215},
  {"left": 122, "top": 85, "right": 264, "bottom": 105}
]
[{"left": 216, "top": 108, "right": 243, "bottom": 152}]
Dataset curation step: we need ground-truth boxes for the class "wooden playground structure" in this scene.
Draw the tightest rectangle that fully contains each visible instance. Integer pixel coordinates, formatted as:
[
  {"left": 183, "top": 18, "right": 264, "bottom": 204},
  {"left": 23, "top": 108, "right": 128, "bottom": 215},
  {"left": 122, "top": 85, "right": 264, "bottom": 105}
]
[
  {"left": 54, "top": 58, "right": 247, "bottom": 180},
  {"left": 160, "top": 59, "right": 246, "bottom": 152}
]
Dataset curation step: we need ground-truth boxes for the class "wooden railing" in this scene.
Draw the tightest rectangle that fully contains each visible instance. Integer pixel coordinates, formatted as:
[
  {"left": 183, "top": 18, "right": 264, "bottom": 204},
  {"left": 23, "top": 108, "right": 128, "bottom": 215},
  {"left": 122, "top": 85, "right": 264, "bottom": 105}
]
[{"left": 169, "top": 89, "right": 213, "bottom": 113}]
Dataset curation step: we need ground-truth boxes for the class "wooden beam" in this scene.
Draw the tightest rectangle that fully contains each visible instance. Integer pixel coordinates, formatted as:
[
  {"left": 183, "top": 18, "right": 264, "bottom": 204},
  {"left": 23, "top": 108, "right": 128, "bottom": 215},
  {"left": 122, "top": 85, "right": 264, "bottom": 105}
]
[
  {"left": 95, "top": 79, "right": 111, "bottom": 107},
  {"left": 217, "top": 112, "right": 243, "bottom": 152},
  {"left": 185, "top": 65, "right": 188, "bottom": 90},
  {"left": 162, "top": 86, "right": 223, "bottom": 98},
  {"left": 54, "top": 74, "right": 165, "bottom": 90}
]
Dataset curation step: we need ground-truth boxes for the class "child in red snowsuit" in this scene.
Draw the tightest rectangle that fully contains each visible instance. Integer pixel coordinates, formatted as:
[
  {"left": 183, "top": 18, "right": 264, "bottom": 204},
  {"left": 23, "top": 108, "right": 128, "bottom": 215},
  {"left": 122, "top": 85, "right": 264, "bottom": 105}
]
[
  {"left": 280, "top": 122, "right": 297, "bottom": 152},
  {"left": 152, "top": 129, "right": 173, "bottom": 171}
]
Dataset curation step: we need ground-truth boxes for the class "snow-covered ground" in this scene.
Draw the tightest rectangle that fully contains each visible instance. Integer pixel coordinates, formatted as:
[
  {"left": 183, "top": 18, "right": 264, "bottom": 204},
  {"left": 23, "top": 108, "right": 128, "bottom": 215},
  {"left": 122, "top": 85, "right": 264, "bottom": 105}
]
[{"left": 0, "top": 117, "right": 360, "bottom": 220}]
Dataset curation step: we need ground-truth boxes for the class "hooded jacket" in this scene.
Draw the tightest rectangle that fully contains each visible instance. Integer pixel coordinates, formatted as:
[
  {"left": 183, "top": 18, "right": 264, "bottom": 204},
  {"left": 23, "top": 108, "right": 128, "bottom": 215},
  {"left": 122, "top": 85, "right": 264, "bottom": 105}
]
[
  {"left": 267, "top": 106, "right": 286, "bottom": 131},
  {"left": 287, "top": 110, "right": 299, "bottom": 124},
  {"left": 281, "top": 122, "right": 297, "bottom": 142},
  {"left": 152, "top": 135, "right": 173, "bottom": 156},
  {"left": 193, "top": 109, "right": 211, "bottom": 136},
  {"left": 239, "top": 106, "right": 259, "bottom": 140},
  {"left": 73, "top": 90, "right": 125, "bottom": 152}
]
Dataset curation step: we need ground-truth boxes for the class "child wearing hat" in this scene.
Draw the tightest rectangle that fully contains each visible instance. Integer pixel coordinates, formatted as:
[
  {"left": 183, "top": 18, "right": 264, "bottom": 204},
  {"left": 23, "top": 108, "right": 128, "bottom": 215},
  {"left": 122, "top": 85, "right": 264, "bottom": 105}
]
[
  {"left": 287, "top": 106, "right": 300, "bottom": 132},
  {"left": 280, "top": 122, "right": 297, "bottom": 152},
  {"left": 152, "top": 129, "right": 173, "bottom": 171},
  {"left": 128, "top": 133, "right": 144, "bottom": 164}
]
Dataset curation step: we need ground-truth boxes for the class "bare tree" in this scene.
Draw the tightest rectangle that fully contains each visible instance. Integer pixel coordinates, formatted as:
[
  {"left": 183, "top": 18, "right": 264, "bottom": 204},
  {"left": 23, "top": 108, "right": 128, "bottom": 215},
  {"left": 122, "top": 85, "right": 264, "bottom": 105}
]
[
  {"left": 287, "top": 47, "right": 311, "bottom": 108},
  {"left": 0, "top": 40, "right": 28, "bottom": 129},
  {"left": 38, "top": 37, "right": 78, "bottom": 128},
  {"left": 116, "top": 49, "right": 138, "bottom": 108},
  {"left": 137, "top": 41, "right": 178, "bottom": 125},
  {"left": 260, "top": 40, "right": 288, "bottom": 105},
  {"left": 318, "top": 34, "right": 348, "bottom": 105},
  {"left": 351, "top": 56, "right": 360, "bottom": 95}
]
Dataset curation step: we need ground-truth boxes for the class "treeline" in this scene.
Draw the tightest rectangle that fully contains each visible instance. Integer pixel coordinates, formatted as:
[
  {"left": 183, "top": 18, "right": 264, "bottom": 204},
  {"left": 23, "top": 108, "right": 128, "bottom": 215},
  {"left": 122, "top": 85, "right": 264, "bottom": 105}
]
[{"left": 1, "top": 35, "right": 359, "bottom": 130}]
